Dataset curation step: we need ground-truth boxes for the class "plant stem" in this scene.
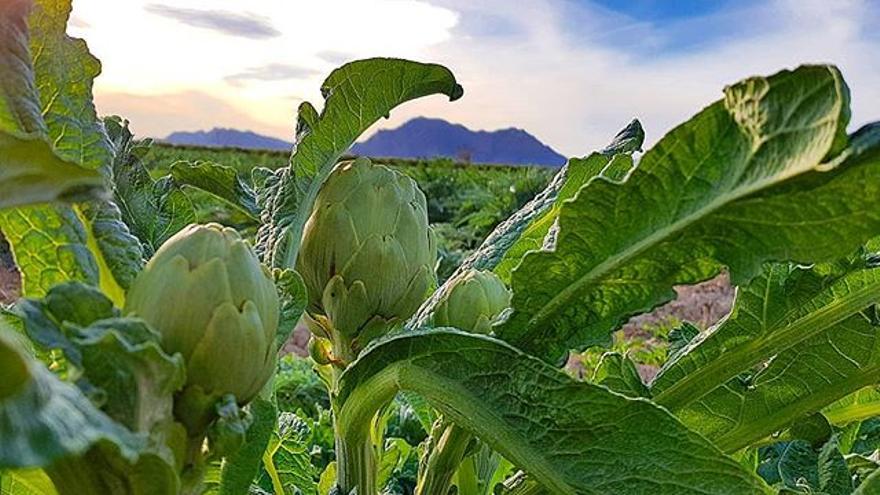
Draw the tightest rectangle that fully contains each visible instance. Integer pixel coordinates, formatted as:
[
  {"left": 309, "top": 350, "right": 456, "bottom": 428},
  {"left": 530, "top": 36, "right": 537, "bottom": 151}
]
[
  {"left": 417, "top": 420, "right": 472, "bottom": 495},
  {"left": 331, "top": 335, "right": 379, "bottom": 494},
  {"left": 179, "top": 435, "right": 208, "bottom": 495},
  {"left": 334, "top": 419, "right": 378, "bottom": 494}
]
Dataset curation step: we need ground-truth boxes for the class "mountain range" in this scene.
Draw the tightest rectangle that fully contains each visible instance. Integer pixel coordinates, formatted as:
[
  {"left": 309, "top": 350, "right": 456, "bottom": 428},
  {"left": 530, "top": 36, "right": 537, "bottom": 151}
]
[
  {"left": 163, "top": 118, "right": 566, "bottom": 166},
  {"left": 164, "top": 128, "right": 292, "bottom": 150}
]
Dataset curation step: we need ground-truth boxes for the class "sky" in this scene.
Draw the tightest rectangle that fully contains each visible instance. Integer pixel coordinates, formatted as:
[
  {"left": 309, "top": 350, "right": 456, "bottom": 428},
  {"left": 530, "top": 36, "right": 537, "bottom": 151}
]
[{"left": 69, "top": 0, "right": 880, "bottom": 157}]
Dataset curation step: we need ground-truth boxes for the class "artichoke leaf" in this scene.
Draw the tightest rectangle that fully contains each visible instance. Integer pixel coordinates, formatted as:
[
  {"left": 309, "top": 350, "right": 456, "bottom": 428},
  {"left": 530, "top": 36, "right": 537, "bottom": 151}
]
[
  {"left": 255, "top": 58, "right": 462, "bottom": 269},
  {"left": 499, "top": 65, "right": 880, "bottom": 363},
  {"left": 337, "top": 330, "right": 769, "bottom": 495}
]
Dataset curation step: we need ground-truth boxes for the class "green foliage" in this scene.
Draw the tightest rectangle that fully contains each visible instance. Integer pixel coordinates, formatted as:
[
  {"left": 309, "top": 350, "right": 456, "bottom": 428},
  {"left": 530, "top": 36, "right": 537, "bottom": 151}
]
[
  {"left": 274, "top": 355, "right": 330, "bottom": 416},
  {"left": 0, "top": 0, "right": 142, "bottom": 306},
  {"left": 4, "top": 5, "right": 880, "bottom": 494},
  {"left": 337, "top": 330, "right": 768, "bottom": 494},
  {"left": 0, "top": 0, "right": 103, "bottom": 209},
  {"left": 498, "top": 66, "right": 880, "bottom": 364},
  {"left": 255, "top": 58, "right": 463, "bottom": 270},
  {"left": 144, "top": 145, "right": 554, "bottom": 283},
  {"left": 653, "top": 257, "right": 880, "bottom": 452},
  {"left": 103, "top": 117, "right": 195, "bottom": 258}
]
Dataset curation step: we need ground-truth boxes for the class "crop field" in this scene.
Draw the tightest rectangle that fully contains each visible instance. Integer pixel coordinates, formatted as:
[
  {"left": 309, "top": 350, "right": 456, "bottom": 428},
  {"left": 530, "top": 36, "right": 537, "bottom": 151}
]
[
  {"left": 4, "top": 2, "right": 880, "bottom": 495},
  {"left": 145, "top": 144, "right": 556, "bottom": 282}
]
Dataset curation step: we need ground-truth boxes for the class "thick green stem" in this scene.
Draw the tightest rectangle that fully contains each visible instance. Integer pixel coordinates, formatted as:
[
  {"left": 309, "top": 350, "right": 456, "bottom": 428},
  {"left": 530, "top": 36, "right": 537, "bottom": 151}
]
[
  {"left": 334, "top": 417, "right": 378, "bottom": 494},
  {"left": 179, "top": 436, "right": 207, "bottom": 495},
  {"left": 417, "top": 420, "right": 473, "bottom": 495},
  {"left": 331, "top": 335, "right": 379, "bottom": 494}
]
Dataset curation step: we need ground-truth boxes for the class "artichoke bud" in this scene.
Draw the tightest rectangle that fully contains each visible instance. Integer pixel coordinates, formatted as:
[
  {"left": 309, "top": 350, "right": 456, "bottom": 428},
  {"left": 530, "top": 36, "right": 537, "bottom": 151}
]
[
  {"left": 433, "top": 269, "right": 511, "bottom": 334},
  {"left": 124, "top": 223, "right": 280, "bottom": 429},
  {"left": 297, "top": 157, "right": 436, "bottom": 349},
  {"left": 308, "top": 336, "right": 334, "bottom": 366}
]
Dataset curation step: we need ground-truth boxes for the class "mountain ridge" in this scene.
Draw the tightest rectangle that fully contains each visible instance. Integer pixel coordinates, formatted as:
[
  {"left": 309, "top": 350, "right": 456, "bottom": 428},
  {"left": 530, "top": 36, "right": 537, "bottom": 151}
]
[
  {"left": 162, "top": 118, "right": 566, "bottom": 166},
  {"left": 351, "top": 117, "right": 566, "bottom": 166},
  {"left": 163, "top": 128, "right": 292, "bottom": 150}
]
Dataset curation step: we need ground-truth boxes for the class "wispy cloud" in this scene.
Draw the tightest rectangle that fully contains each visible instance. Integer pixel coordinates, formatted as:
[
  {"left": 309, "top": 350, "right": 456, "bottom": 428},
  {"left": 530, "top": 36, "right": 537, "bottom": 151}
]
[
  {"left": 72, "top": 0, "right": 880, "bottom": 152},
  {"left": 95, "top": 89, "right": 291, "bottom": 141},
  {"left": 366, "top": 0, "right": 880, "bottom": 155},
  {"left": 144, "top": 4, "right": 280, "bottom": 39},
  {"left": 316, "top": 50, "right": 356, "bottom": 66},
  {"left": 225, "top": 64, "right": 320, "bottom": 86}
]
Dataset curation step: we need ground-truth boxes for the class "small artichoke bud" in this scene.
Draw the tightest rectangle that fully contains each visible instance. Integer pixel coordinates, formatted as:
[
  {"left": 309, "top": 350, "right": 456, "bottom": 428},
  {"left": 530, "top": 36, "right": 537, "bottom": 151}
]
[
  {"left": 297, "top": 157, "right": 436, "bottom": 349},
  {"left": 308, "top": 336, "right": 334, "bottom": 366},
  {"left": 124, "top": 223, "right": 279, "bottom": 422},
  {"left": 433, "top": 270, "right": 511, "bottom": 334}
]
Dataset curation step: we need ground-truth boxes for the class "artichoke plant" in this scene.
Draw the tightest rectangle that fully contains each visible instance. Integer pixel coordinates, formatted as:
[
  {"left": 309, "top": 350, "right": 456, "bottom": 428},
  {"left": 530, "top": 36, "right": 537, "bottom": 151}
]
[
  {"left": 124, "top": 223, "right": 279, "bottom": 429},
  {"left": 433, "top": 269, "right": 511, "bottom": 334},
  {"left": 297, "top": 157, "right": 436, "bottom": 357}
]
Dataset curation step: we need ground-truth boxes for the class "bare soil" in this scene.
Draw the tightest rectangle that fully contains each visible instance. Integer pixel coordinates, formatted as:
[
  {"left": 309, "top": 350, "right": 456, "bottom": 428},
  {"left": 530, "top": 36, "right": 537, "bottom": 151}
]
[
  {"left": 623, "top": 272, "right": 733, "bottom": 335},
  {"left": 0, "top": 232, "right": 20, "bottom": 305}
]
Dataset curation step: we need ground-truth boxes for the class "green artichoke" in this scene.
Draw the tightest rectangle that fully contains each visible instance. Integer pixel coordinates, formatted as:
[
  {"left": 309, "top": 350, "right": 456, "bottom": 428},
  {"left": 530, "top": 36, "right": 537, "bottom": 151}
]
[
  {"left": 433, "top": 269, "right": 511, "bottom": 334},
  {"left": 124, "top": 223, "right": 279, "bottom": 415},
  {"left": 297, "top": 157, "right": 436, "bottom": 352}
]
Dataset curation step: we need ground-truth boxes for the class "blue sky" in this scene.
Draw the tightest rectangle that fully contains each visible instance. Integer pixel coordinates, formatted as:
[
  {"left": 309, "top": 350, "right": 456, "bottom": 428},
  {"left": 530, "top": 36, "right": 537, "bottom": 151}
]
[
  {"left": 588, "top": 0, "right": 745, "bottom": 24},
  {"left": 70, "top": 0, "right": 880, "bottom": 156}
]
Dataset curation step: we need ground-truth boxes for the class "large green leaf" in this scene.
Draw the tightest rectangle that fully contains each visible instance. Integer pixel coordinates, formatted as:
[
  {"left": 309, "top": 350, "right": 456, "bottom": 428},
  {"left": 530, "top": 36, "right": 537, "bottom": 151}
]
[
  {"left": 409, "top": 120, "right": 643, "bottom": 330},
  {"left": 336, "top": 330, "right": 768, "bottom": 494},
  {"left": 651, "top": 259, "right": 880, "bottom": 452},
  {"left": 0, "top": 469, "right": 56, "bottom": 495},
  {"left": 491, "top": 120, "right": 644, "bottom": 283},
  {"left": 824, "top": 387, "right": 880, "bottom": 427},
  {"left": 855, "top": 468, "right": 880, "bottom": 494},
  {"left": 0, "top": 205, "right": 101, "bottom": 299},
  {"left": 653, "top": 258, "right": 880, "bottom": 406},
  {"left": 771, "top": 439, "right": 852, "bottom": 494},
  {"left": 27, "top": 0, "right": 110, "bottom": 170},
  {"left": 256, "top": 412, "right": 318, "bottom": 495},
  {"left": 103, "top": 117, "right": 194, "bottom": 257},
  {"left": 11, "top": 282, "right": 185, "bottom": 489},
  {"left": 497, "top": 65, "right": 880, "bottom": 363},
  {"left": 255, "top": 58, "right": 463, "bottom": 268},
  {"left": 0, "top": 0, "right": 102, "bottom": 209},
  {"left": 1, "top": 200, "right": 139, "bottom": 306},
  {"left": 0, "top": 331, "right": 143, "bottom": 468},
  {"left": 0, "top": 2, "right": 142, "bottom": 304},
  {"left": 170, "top": 160, "right": 259, "bottom": 220}
]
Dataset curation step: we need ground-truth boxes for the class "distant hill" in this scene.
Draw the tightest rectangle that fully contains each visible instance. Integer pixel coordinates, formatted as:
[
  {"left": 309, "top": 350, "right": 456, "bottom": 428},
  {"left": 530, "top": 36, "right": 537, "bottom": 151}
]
[
  {"left": 162, "top": 119, "right": 566, "bottom": 166},
  {"left": 351, "top": 117, "right": 566, "bottom": 166},
  {"left": 163, "top": 128, "right": 292, "bottom": 151}
]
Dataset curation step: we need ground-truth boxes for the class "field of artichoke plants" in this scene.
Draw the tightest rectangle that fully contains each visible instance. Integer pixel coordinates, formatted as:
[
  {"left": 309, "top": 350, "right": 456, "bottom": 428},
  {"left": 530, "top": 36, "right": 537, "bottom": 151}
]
[{"left": 5, "top": 1, "right": 880, "bottom": 494}]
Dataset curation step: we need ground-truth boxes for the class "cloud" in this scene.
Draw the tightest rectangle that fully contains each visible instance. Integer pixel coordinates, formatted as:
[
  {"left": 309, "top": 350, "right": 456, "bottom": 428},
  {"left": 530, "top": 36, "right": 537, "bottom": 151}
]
[
  {"left": 144, "top": 4, "right": 280, "bottom": 39},
  {"left": 317, "top": 50, "right": 356, "bottom": 66},
  {"left": 225, "top": 64, "right": 320, "bottom": 86},
  {"left": 73, "top": 0, "right": 879, "bottom": 157},
  {"left": 94, "top": 90, "right": 291, "bottom": 142},
  {"left": 360, "top": 0, "right": 880, "bottom": 156}
]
